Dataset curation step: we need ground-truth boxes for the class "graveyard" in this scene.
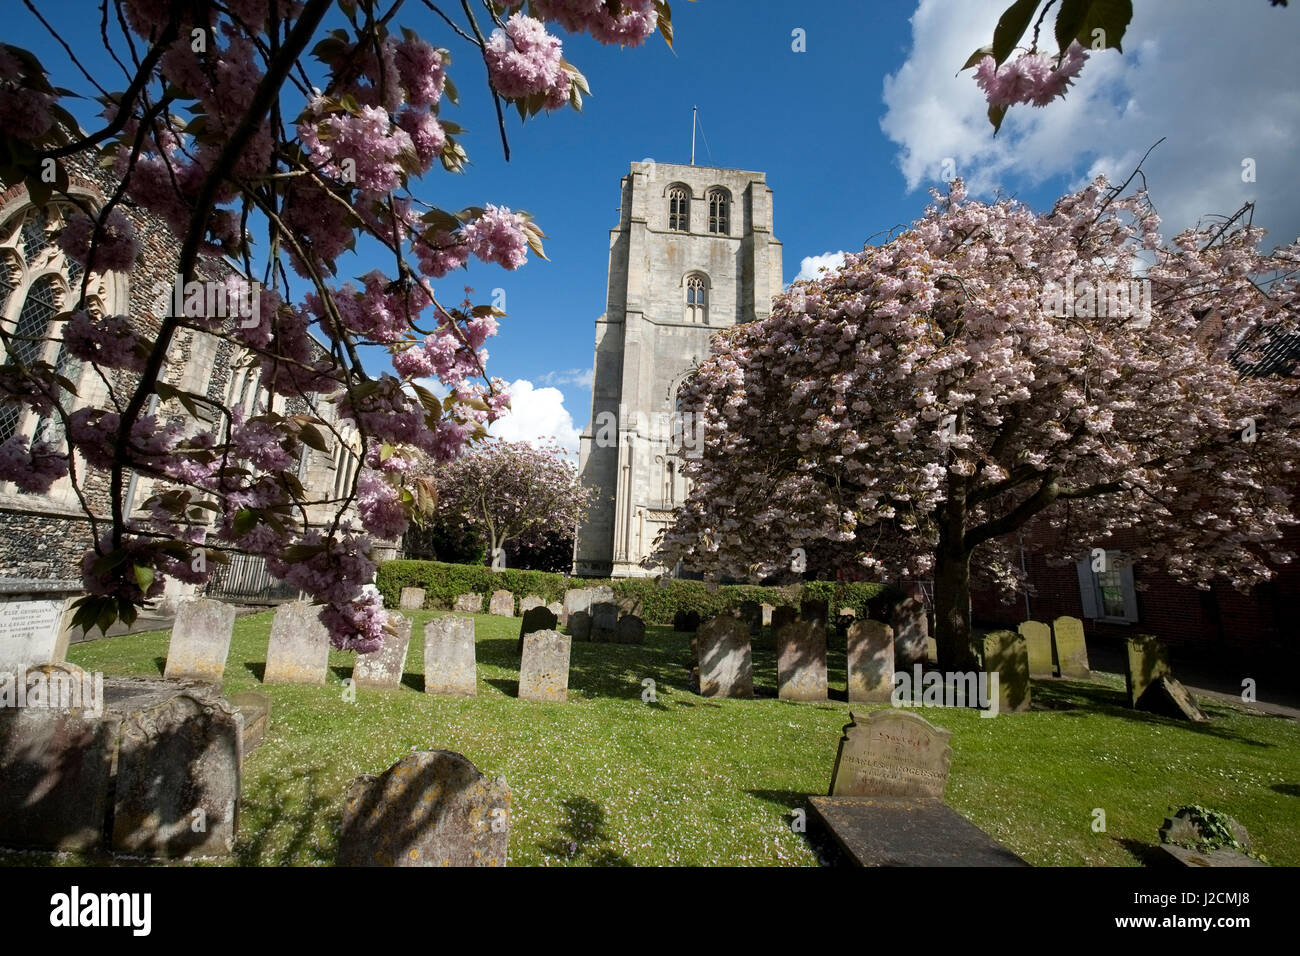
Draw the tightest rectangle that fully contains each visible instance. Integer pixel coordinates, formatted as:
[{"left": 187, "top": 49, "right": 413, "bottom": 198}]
[{"left": 3, "top": 606, "right": 1294, "bottom": 867}]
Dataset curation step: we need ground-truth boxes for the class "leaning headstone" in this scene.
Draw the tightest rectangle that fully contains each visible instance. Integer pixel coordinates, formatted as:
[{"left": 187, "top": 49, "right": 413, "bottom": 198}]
[
  {"left": 1051, "top": 616, "right": 1090, "bottom": 678},
  {"left": 892, "top": 597, "right": 930, "bottom": 667},
  {"left": 617, "top": 595, "right": 645, "bottom": 618},
  {"left": 739, "top": 600, "right": 762, "bottom": 635},
  {"left": 263, "top": 601, "right": 331, "bottom": 685},
  {"left": 615, "top": 614, "right": 646, "bottom": 645},
  {"left": 673, "top": 609, "right": 701, "bottom": 632},
  {"left": 111, "top": 687, "right": 241, "bottom": 857},
  {"left": 980, "top": 630, "right": 1031, "bottom": 713},
  {"left": 846, "top": 620, "right": 894, "bottom": 703},
  {"left": 1158, "top": 809, "right": 1260, "bottom": 867},
  {"left": 0, "top": 663, "right": 119, "bottom": 851},
  {"left": 771, "top": 605, "right": 798, "bottom": 634},
  {"left": 518, "top": 630, "right": 571, "bottom": 702},
  {"left": 398, "top": 587, "right": 425, "bottom": 611},
  {"left": 338, "top": 749, "right": 510, "bottom": 866},
  {"left": 0, "top": 586, "right": 76, "bottom": 674},
  {"left": 453, "top": 593, "right": 481, "bottom": 613},
  {"left": 516, "top": 605, "right": 558, "bottom": 653},
  {"left": 354, "top": 615, "right": 413, "bottom": 690},
  {"left": 1018, "top": 620, "right": 1055, "bottom": 679},
  {"left": 695, "top": 615, "right": 753, "bottom": 699},
  {"left": 591, "top": 601, "right": 619, "bottom": 643},
  {"left": 489, "top": 590, "right": 515, "bottom": 617},
  {"left": 229, "top": 690, "right": 271, "bottom": 753},
  {"left": 164, "top": 598, "right": 237, "bottom": 682},
  {"left": 518, "top": 595, "right": 545, "bottom": 614},
  {"left": 1125, "top": 634, "right": 1171, "bottom": 707},
  {"left": 1138, "top": 675, "right": 1208, "bottom": 722},
  {"left": 424, "top": 616, "right": 476, "bottom": 696},
  {"left": 828, "top": 709, "right": 952, "bottom": 800},
  {"left": 776, "top": 618, "right": 827, "bottom": 701}
]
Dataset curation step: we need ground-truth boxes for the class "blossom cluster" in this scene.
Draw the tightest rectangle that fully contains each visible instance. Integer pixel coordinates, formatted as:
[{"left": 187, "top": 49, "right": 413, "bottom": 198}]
[{"left": 975, "top": 41, "right": 1089, "bottom": 109}]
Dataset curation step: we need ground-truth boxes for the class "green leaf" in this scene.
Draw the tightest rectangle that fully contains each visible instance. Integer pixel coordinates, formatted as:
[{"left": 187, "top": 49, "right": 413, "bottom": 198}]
[
  {"left": 233, "top": 508, "right": 258, "bottom": 537},
  {"left": 133, "top": 564, "right": 155, "bottom": 594},
  {"left": 1054, "top": 0, "right": 1091, "bottom": 54},
  {"left": 992, "top": 0, "right": 1043, "bottom": 65},
  {"left": 1070, "top": 0, "right": 1132, "bottom": 53},
  {"left": 989, "top": 102, "right": 1009, "bottom": 134},
  {"left": 298, "top": 423, "right": 329, "bottom": 452},
  {"left": 961, "top": 44, "right": 995, "bottom": 71}
]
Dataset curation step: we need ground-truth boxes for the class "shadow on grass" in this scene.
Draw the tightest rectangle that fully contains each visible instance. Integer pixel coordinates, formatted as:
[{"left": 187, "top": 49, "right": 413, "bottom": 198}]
[
  {"left": 235, "top": 764, "right": 333, "bottom": 866},
  {"left": 484, "top": 678, "right": 520, "bottom": 697},
  {"left": 1032, "top": 678, "right": 1278, "bottom": 748},
  {"left": 1271, "top": 783, "right": 1300, "bottom": 797},
  {"left": 537, "top": 795, "right": 629, "bottom": 866},
  {"left": 151, "top": 656, "right": 167, "bottom": 676},
  {"left": 243, "top": 661, "right": 266, "bottom": 682},
  {"left": 1113, "top": 836, "right": 1168, "bottom": 867},
  {"left": 400, "top": 671, "right": 424, "bottom": 693}
]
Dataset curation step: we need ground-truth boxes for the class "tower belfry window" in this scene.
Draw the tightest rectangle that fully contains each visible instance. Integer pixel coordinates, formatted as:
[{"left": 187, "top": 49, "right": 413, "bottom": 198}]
[
  {"left": 685, "top": 274, "right": 707, "bottom": 324},
  {"left": 668, "top": 187, "right": 690, "bottom": 232},
  {"left": 707, "top": 189, "right": 729, "bottom": 234}
]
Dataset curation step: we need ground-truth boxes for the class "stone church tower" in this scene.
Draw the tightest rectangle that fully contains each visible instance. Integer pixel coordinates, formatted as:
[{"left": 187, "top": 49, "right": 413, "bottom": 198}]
[{"left": 574, "top": 161, "right": 782, "bottom": 577}]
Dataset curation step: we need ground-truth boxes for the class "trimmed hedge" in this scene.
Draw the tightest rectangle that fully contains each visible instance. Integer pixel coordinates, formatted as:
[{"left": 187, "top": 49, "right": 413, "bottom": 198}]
[{"left": 376, "top": 559, "right": 900, "bottom": 625}]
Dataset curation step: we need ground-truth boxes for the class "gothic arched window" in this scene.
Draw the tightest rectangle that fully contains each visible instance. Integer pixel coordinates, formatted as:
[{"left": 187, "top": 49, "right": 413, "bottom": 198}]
[
  {"left": 684, "top": 273, "right": 708, "bottom": 324},
  {"left": 668, "top": 186, "right": 690, "bottom": 232},
  {"left": 707, "top": 188, "right": 730, "bottom": 234},
  {"left": 0, "top": 203, "right": 89, "bottom": 447}
]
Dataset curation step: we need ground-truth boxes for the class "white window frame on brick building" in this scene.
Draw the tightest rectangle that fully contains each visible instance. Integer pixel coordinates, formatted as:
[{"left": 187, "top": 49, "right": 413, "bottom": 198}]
[{"left": 1075, "top": 549, "right": 1139, "bottom": 623}]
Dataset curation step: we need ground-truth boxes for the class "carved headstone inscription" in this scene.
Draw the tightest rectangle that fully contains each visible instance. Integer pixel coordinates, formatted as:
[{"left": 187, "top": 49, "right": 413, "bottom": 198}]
[{"left": 828, "top": 710, "right": 952, "bottom": 802}]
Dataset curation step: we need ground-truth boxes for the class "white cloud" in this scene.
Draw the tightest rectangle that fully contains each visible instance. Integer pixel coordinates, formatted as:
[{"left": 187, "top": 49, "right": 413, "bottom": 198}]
[
  {"left": 537, "top": 367, "right": 594, "bottom": 389},
  {"left": 881, "top": 0, "right": 1300, "bottom": 243},
  {"left": 795, "top": 251, "right": 848, "bottom": 283},
  {"left": 488, "top": 379, "right": 581, "bottom": 461}
]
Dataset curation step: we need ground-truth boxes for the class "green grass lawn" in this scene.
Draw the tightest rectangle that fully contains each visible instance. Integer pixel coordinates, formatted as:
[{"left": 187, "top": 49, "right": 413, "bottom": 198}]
[{"left": 34, "top": 610, "right": 1300, "bottom": 866}]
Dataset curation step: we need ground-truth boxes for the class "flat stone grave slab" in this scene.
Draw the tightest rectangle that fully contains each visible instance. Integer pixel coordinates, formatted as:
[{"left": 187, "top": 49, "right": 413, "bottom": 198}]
[
  {"left": 0, "top": 587, "right": 77, "bottom": 673},
  {"left": 229, "top": 690, "right": 271, "bottom": 753},
  {"left": 808, "top": 796, "right": 1029, "bottom": 867}
]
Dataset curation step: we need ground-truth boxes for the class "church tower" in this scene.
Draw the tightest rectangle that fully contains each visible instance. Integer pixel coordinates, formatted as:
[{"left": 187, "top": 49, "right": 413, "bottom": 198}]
[{"left": 574, "top": 161, "right": 782, "bottom": 577}]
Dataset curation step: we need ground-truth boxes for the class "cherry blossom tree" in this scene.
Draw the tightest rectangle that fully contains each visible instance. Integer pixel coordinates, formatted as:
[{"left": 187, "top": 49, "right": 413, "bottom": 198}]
[
  {"left": 417, "top": 437, "right": 591, "bottom": 561},
  {"left": 964, "top": 0, "right": 1291, "bottom": 132},
  {"left": 0, "top": 0, "right": 677, "bottom": 650},
  {"left": 654, "top": 177, "right": 1300, "bottom": 671}
]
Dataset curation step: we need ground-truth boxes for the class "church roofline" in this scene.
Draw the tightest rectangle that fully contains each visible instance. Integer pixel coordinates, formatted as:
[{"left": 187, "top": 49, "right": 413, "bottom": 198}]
[{"left": 627, "top": 160, "right": 768, "bottom": 180}]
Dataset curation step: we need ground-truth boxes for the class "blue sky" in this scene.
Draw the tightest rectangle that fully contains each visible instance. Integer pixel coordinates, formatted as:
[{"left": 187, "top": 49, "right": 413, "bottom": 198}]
[{"left": 10, "top": 1, "right": 1299, "bottom": 454}]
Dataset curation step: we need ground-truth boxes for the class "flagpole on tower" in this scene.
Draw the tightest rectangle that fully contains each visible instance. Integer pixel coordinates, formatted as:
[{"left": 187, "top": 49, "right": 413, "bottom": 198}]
[{"left": 691, "top": 106, "right": 697, "bottom": 166}]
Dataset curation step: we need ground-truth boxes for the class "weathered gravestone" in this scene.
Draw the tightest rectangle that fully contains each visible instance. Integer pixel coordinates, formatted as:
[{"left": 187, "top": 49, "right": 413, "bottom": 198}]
[
  {"left": 518, "top": 630, "right": 571, "bottom": 702},
  {"left": 111, "top": 686, "right": 241, "bottom": 857},
  {"left": 1138, "top": 675, "right": 1208, "bottom": 722},
  {"left": 354, "top": 615, "right": 413, "bottom": 690},
  {"left": 453, "top": 593, "right": 481, "bottom": 613},
  {"left": 546, "top": 601, "right": 563, "bottom": 620},
  {"left": 761, "top": 603, "right": 775, "bottom": 627},
  {"left": 617, "top": 595, "right": 645, "bottom": 618},
  {"left": 338, "top": 749, "right": 510, "bottom": 866},
  {"left": 615, "top": 614, "right": 646, "bottom": 645},
  {"left": 695, "top": 615, "right": 753, "bottom": 698},
  {"left": 398, "top": 587, "right": 426, "bottom": 611},
  {"left": 892, "top": 597, "right": 930, "bottom": 668},
  {"left": 1051, "top": 616, "right": 1090, "bottom": 678},
  {"left": 1125, "top": 634, "right": 1172, "bottom": 707},
  {"left": 1018, "top": 620, "right": 1055, "bottom": 679},
  {"left": 980, "top": 630, "right": 1031, "bottom": 713},
  {"left": 489, "top": 590, "right": 515, "bottom": 617},
  {"left": 771, "top": 605, "right": 798, "bottom": 634},
  {"left": 228, "top": 690, "right": 271, "bottom": 753},
  {"left": 810, "top": 710, "right": 1027, "bottom": 867},
  {"left": 518, "top": 595, "right": 545, "bottom": 614},
  {"left": 776, "top": 618, "right": 827, "bottom": 701},
  {"left": 164, "top": 598, "right": 237, "bottom": 682},
  {"left": 589, "top": 585, "right": 615, "bottom": 606},
  {"left": 673, "top": 609, "right": 701, "bottom": 632},
  {"left": 0, "top": 663, "right": 119, "bottom": 851},
  {"left": 563, "top": 587, "right": 593, "bottom": 625},
  {"left": 424, "top": 616, "right": 477, "bottom": 696},
  {"left": 800, "top": 598, "right": 829, "bottom": 633},
  {"left": 1157, "top": 809, "right": 1261, "bottom": 867},
  {"left": 738, "top": 600, "right": 762, "bottom": 635},
  {"left": 567, "top": 609, "right": 592, "bottom": 641},
  {"left": 263, "top": 601, "right": 331, "bottom": 685},
  {"left": 591, "top": 601, "right": 619, "bottom": 643},
  {"left": 516, "top": 605, "right": 558, "bottom": 653},
  {"left": 846, "top": 620, "right": 894, "bottom": 703},
  {"left": 0, "top": 582, "right": 78, "bottom": 674}
]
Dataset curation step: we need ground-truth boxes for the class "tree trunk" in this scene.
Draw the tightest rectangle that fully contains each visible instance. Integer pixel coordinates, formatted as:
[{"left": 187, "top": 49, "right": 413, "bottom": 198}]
[{"left": 933, "top": 535, "right": 978, "bottom": 673}]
